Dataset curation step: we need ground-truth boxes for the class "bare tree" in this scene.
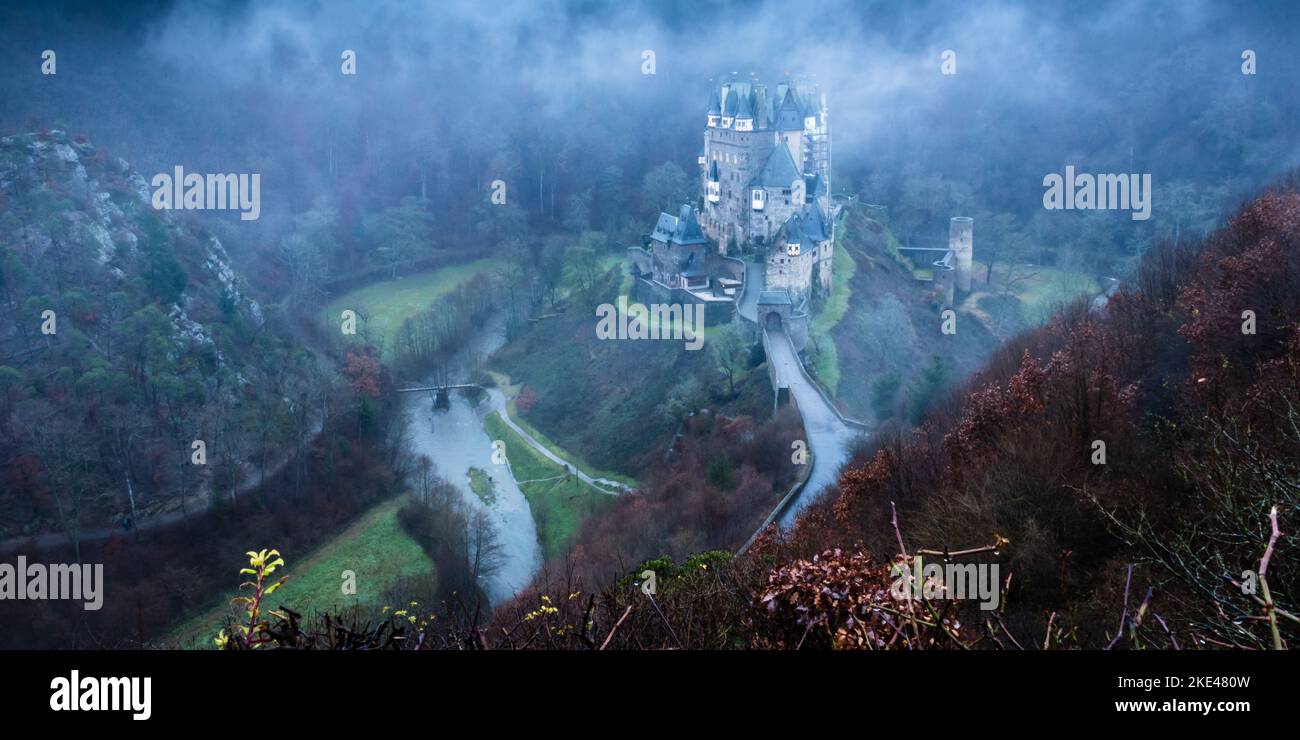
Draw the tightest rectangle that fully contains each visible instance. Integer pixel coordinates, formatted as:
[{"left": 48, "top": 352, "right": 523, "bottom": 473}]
[{"left": 468, "top": 507, "right": 505, "bottom": 591}]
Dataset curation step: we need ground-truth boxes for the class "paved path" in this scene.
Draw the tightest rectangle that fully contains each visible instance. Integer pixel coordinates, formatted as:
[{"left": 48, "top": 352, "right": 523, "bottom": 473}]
[
  {"left": 737, "top": 259, "right": 764, "bottom": 322},
  {"left": 486, "top": 389, "right": 633, "bottom": 496},
  {"left": 764, "top": 325, "right": 861, "bottom": 527}
]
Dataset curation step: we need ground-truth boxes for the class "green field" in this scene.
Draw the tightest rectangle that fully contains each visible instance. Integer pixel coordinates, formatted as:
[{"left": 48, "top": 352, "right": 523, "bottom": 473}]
[
  {"left": 324, "top": 258, "right": 502, "bottom": 358},
  {"left": 489, "top": 371, "right": 638, "bottom": 489},
  {"left": 164, "top": 497, "right": 434, "bottom": 649},
  {"left": 1015, "top": 266, "right": 1099, "bottom": 324},
  {"left": 972, "top": 261, "right": 1099, "bottom": 327},
  {"left": 483, "top": 411, "right": 613, "bottom": 561}
]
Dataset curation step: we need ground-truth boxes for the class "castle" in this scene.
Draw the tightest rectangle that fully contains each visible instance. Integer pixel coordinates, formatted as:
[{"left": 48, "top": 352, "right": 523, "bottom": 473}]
[
  {"left": 702, "top": 79, "right": 832, "bottom": 288},
  {"left": 627, "top": 77, "right": 977, "bottom": 373},
  {"left": 628, "top": 78, "right": 835, "bottom": 322}
]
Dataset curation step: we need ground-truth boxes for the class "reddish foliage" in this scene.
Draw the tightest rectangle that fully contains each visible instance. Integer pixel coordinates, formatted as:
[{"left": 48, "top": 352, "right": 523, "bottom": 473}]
[
  {"left": 757, "top": 548, "right": 966, "bottom": 649},
  {"left": 343, "top": 350, "right": 383, "bottom": 398},
  {"left": 761, "top": 184, "right": 1300, "bottom": 646},
  {"left": 515, "top": 385, "right": 537, "bottom": 413},
  {"left": 1177, "top": 191, "right": 1300, "bottom": 396},
  {"left": 945, "top": 350, "right": 1046, "bottom": 468}
]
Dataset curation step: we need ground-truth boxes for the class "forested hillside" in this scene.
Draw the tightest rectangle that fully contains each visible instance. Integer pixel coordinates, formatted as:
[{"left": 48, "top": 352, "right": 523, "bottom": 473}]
[
  {"left": 765, "top": 182, "right": 1300, "bottom": 649},
  {"left": 812, "top": 204, "right": 1002, "bottom": 425},
  {"left": 251, "top": 179, "right": 1298, "bottom": 650},
  {"left": 0, "top": 130, "right": 323, "bottom": 544}
]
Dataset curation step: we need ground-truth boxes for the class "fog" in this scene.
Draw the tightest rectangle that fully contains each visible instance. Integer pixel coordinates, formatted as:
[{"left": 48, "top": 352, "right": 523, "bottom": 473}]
[{"left": 2, "top": 0, "right": 1298, "bottom": 271}]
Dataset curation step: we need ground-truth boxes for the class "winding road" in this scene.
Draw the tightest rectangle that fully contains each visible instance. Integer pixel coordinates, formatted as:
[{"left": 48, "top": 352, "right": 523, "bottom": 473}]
[
  {"left": 735, "top": 257, "right": 863, "bottom": 529},
  {"left": 764, "top": 324, "right": 861, "bottom": 527}
]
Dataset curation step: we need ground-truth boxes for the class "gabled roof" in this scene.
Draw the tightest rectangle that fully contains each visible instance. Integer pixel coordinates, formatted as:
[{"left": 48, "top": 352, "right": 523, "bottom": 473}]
[
  {"left": 708, "top": 81, "right": 774, "bottom": 130},
  {"left": 750, "top": 143, "right": 800, "bottom": 188},
  {"left": 652, "top": 205, "right": 708, "bottom": 246}
]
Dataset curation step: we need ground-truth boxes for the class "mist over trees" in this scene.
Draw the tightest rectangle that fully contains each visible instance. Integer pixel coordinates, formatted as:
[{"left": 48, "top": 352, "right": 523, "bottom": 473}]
[
  {"left": 1, "top": 0, "right": 1298, "bottom": 658},
  {"left": 2, "top": 0, "right": 1296, "bottom": 306}
]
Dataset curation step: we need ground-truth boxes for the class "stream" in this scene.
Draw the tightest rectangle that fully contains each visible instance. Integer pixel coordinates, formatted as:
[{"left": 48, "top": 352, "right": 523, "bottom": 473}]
[{"left": 400, "top": 313, "right": 542, "bottom": 604}]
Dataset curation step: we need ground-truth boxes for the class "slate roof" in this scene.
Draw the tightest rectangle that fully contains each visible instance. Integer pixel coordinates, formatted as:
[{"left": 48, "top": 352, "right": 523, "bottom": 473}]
[
  {"left": 708, "top": 79, "right": 818, "bottom": 131},
  {"left": 802, "top": 203, "right": 829, "bottom": 241},
  {"left": 782, "top": 204, "right": 831, "bottom": 246},
  {"left": 775, "top": 86, "right": 807, "bottom": 130},
  {"left": 723, "top": 88, "right": 740, "bottom": 117},
  {"left": 734, "top": 91, "right": 753, "bottom": 120},
  {"left": 670, "top": 204, "right": 707, "bottom": 245},
  {"left": 758, "top": 290, "right": 792, "bottom": 306},
  {"left": 750, "top": 143, "right": 800, "bottom": 188},
  {"left": 651, "top": 205, "right": 707, "bottom": 246},
  {"left": 651, "top": 212, "right": 679, "bottom": 243}
]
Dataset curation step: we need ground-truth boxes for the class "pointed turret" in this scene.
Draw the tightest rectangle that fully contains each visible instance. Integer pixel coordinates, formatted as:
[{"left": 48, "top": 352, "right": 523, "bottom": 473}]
[
  {"left": 734, "top": 91, "right": 754, "bottom": 131},
  {"left": 753, "top": 85, "right": 768, "bottom": 130},
  {"left": 672, "top": 205, "right": 707, "bottom": 246},
  {"left": 776, "top": 82, "right": 805, "bottom": 131}
]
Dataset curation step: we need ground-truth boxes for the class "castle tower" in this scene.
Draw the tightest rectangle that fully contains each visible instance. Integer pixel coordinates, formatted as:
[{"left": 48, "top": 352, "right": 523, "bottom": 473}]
[{"left": 951, "top": 216, "right": 973, "bottom": 292}]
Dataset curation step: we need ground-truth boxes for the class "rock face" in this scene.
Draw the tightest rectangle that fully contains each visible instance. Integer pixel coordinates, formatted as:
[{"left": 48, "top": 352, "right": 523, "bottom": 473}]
[
  {"left": 0, "top": 130, "right": 264, "bottom": 335},
  {"left": 0, "top": 130, "right": 298, "bottom": 539}
]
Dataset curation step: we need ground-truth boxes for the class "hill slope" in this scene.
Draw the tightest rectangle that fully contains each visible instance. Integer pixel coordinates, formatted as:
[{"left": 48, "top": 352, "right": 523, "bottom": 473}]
[{"left": 0, "top": 130, "right": 318, "bottom": 541}]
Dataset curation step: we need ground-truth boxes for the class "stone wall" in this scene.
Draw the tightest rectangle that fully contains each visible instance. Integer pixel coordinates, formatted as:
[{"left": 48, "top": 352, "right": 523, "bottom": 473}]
[{"left": 631, "top": 278, "right": 735, "bottom": 326}]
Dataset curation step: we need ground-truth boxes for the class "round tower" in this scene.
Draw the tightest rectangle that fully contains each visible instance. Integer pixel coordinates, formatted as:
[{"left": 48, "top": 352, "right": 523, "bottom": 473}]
[{"left": 951, "top": 216, "right": 973, "bottom": 293}]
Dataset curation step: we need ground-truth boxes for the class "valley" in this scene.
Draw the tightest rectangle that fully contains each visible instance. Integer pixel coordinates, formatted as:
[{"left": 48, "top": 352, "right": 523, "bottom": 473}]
[{"left": 0, "top": 0, "right": 1294, "bottom": 666}]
